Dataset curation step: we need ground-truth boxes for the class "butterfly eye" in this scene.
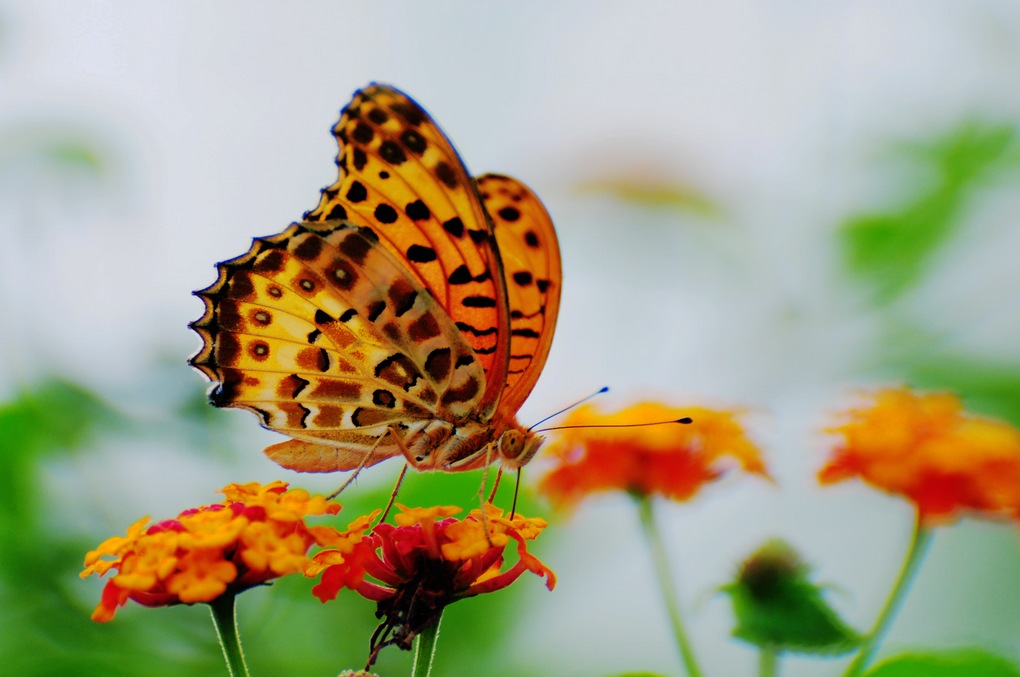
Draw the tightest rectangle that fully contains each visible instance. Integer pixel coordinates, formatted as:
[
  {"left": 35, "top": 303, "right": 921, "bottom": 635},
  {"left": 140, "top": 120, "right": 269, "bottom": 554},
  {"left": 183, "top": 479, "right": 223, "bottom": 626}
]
[{"left": 498, "top": 430, "right": 525, "bottom": 460}]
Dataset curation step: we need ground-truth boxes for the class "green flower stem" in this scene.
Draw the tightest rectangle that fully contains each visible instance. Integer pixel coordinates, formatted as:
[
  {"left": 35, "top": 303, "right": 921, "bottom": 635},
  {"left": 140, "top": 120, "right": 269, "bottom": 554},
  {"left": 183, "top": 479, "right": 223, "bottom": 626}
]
[
  {"left": 759, "top": 647, "right": 777, "bottom": 677},
  {"left": 209, "top": 593, "right": 250, "bottom": 677},
  {"left": 637, "top": 495, "right": 703, "bottom": 677},
  {"left": 842, "top": 517, "right": 933, "bottom": 677},
  {"left": 411, "top": 613, "right": 443, "bottom": 677}
]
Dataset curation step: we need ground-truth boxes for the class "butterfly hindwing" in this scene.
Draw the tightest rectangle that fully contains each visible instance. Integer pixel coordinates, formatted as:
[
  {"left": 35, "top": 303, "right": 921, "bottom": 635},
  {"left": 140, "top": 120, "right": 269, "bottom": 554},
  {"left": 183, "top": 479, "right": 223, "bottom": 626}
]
[
  {"left": 478, "top": 174, "right": 561, "bottom": 416},
  {"left": 190, "top": 221, "right": 487, "bottom": 471}
]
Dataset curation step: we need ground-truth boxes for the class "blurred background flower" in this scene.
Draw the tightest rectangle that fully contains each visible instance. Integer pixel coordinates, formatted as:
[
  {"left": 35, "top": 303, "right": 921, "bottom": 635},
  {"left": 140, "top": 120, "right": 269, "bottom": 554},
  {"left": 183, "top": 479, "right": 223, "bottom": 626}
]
[
  {"left": 2, "top": 3, "right": 1020, "bottom": 676},
  {"left": 539, "top": 402, "right": 766, "bottom": 508},
  {"left": 820, "top": 387, "right": 1020, "bottom": 524}
]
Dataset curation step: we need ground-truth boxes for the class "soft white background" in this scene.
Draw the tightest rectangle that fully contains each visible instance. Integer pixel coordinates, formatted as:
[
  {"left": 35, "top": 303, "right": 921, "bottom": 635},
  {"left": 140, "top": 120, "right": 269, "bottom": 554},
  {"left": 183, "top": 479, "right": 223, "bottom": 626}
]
[{"left": 3, "top": 2, "right": 1020, "bottom": 675}]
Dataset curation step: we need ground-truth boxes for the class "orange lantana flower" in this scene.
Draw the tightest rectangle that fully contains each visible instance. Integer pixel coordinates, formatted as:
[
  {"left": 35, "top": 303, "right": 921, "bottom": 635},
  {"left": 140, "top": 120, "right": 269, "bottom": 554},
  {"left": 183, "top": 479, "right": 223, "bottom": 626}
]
[
  {"left": 81, "top": 481, "right": 341, "bottom": 621},
  {"left": 539, "top": 402, "right": 768, "bottom": 508},
  {"left": 819, "top": 387, "right": 1020, "bottom": 524},
  {"left": 308, "top": 504, "right": 554, "bottom": 667}
]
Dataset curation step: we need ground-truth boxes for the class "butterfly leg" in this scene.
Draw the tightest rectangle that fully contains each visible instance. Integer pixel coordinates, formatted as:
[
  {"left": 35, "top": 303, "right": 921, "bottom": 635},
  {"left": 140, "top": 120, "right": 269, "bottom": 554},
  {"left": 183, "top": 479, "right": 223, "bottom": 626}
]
[
  {"left": 486, "top": 468, "right": 504, "bottom": 504},
  {"left": 377, "top": 462, "right": 409, "bottom": 525},
  {"left": 375, "top": 426, "right": 428, "bottom": 524},
  {"left": 327, "top": 433, "right": 390, "bottom": 500},
  {"left": 474, "top": 444, "right": 498, "bottom": 546}
]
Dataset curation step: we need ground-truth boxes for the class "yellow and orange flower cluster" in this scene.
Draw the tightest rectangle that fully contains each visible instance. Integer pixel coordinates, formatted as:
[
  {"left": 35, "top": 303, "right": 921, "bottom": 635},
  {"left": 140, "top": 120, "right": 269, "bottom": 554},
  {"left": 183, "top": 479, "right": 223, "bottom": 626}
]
[
  {"left": 308, "top": 504, "right": 554, "bottom": 663},
  {"left": 539, "top": 402, "right": 768, "bottom": 507},
  {"left": 81, "top": 481, "right": 340, "bottom": 621},
  {"left": 820, "top": 387, "right": 1020, "bottom": 524}
]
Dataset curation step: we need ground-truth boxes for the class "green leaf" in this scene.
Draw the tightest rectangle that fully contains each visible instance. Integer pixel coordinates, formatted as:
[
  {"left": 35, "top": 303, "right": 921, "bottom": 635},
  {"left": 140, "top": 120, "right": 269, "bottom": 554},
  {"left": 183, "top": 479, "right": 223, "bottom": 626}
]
[
  {"left": 865, "top": 648, "right": 1020, "bottom": 677},
  {"left": 721, "top": 539, "right": 860, "bottom": 655},
  {"left": 840, "top": 122, "right": 1017, "bottom": 303}
]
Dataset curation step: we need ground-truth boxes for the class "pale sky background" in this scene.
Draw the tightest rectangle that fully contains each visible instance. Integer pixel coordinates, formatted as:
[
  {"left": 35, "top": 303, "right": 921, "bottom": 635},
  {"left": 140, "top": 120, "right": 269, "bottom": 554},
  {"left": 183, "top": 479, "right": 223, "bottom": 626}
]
[{"left": 3, "top": 2, "right": 1020, "bottom": 675}]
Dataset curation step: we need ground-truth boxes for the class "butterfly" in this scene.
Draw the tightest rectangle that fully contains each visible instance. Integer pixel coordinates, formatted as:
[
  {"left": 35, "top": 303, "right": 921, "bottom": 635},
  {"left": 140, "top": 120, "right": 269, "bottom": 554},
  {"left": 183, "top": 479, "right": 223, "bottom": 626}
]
[{"left": 189, "top": 84, "right": 561, "bottom": 476}]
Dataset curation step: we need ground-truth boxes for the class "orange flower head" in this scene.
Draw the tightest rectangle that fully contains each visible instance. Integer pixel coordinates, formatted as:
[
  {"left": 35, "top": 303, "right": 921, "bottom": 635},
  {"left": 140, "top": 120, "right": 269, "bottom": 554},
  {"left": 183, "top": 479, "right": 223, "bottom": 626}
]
[
  {"left": 309, "top": 504, "right": 554, "bottom": 667},
  {"left": 819, "top": 387, "right": 1020, "bottom": 525},
  {"left": 81, "top": 481, "right": 341, "bottom": 621},
  {"left": 539, "top": 402, "right": 769, "bottom": 508}
]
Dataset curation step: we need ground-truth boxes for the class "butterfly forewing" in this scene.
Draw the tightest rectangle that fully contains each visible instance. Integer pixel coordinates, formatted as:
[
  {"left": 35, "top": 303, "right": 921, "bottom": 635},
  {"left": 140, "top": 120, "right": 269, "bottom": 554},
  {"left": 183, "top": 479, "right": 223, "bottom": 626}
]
[{"left": 303, "top": 85, "right": 511, "bottom": 412}]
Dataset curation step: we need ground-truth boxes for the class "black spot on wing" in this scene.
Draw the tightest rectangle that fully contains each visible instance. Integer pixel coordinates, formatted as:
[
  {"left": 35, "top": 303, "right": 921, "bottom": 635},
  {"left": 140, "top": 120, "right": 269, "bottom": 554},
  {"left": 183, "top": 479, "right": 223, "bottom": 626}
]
[
  {"left": 406, "top": 245, "right": 437, "bottom": 263},
  {"left": 463, "top": 295, "right": 497, "bottom": 308},
  {"left": 498, "top": 206, "right": 521, "bottom": 222},
  {"left": 400, "top": 129, "right": 427, "bottom": 155},
  {"left": 443, "top": 217, "right": 464, "bottom": 238},
  {"left": 373, "top": 389, "right": 397, "bottom": 408},
  {"left": 346, "top": 181, "right": 368, "bottom": 203},
  {"left": 406, "top": 200, "right": 430, "bottom": 221},
  {"left": 393, "top": 290, "right": 418, "bottom": 318},
  {"left": 512, "top": 271, "right": 533, "bottom": 286},
  {"left": 424, "top": 347, "right": 451, "bottom": 381},
  {"left": 379, "top": 140, "right": 407, "bottom": 165},
  {"left": 352, "top": 147, "right": 368, "bottom": 171},
  {"left": 367, "top": 300, "right": 386, "bottom": 322},
  {"left": 352, "top": 122, "right": 374, "bottom": 143},
  {"left": 455, "top": 321, "right": 498, "bottom": 337},
  {"left": 436, "top": 161, "right": 458, "bottom": 189},
  {"left": 448, "top": 265, "right": 472, "bottom": 285},
  {"left": 294, "top": 236, "right": 322, "bottom": 260},
  {"left": 375, "top": 204, "right": 398, "bottom": 224}
]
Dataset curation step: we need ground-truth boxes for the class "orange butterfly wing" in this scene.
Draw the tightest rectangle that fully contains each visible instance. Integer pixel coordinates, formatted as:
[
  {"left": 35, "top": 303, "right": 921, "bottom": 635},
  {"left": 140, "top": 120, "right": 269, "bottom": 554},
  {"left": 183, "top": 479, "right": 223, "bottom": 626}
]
[
  {"left": 477, "top": 174, "right": 561, "bottom": 418},
  {"left": 303, "top": 85, "right": 512, "bottom": 416},
  {"left": 189, "top": 221, "right": 487, "bottom": 471},
  {"left": 190, "top": 84, "right": 560, "bottom": 473}
]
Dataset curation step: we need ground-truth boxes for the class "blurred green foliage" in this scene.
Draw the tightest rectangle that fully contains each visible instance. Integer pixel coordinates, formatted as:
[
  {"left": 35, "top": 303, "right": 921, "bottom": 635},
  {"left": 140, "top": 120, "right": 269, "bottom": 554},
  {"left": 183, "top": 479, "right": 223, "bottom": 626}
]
[
  {"left": 836, "top": 121, "right": 1020, "bottom": 427},
  {"left": 0, "top": 378, "right": 123, "bottom": 552},
  {"left": 841, "top": 122, "right": 1018, "bottom": 304},
  {"left": 722, "top": 539, "right": 860, "bottom": 655},
  {"left": 0, "top": 379, "right": 216, "bottom": 677},
  {"left": 865, "top": 648, "right": 1020, "bottom": 677}
]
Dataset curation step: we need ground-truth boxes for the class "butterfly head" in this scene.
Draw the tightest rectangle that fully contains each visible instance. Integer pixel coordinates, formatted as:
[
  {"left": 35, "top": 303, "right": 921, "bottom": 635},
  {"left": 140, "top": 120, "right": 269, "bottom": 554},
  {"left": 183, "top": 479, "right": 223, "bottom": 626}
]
[{"left": 496, "top": 428, "right": 544, "bottom": 470}]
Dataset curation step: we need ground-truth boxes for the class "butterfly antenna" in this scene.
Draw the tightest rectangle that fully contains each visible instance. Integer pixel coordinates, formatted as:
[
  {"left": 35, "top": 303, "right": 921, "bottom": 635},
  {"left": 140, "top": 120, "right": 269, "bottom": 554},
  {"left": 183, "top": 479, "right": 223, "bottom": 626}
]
[
  {"left": 534, "top": 417, "right": 693, "bottom": 434},
  {"left": 527, "top": 386, "right": 610, "bottom": 432}
]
